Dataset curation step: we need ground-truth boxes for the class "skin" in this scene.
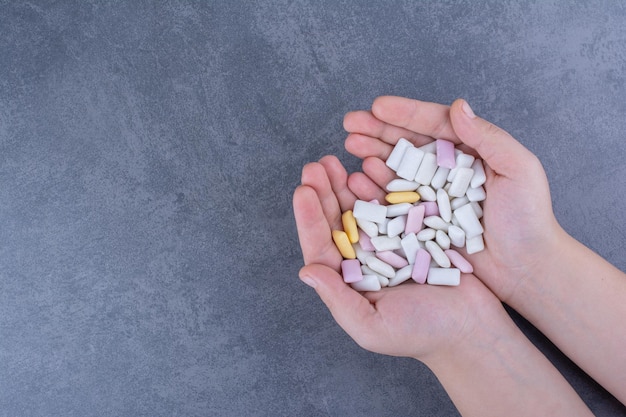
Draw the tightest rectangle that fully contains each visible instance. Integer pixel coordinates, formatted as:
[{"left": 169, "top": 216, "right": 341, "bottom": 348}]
[
  {"left": 293, "top": 150, "right": 593, "bottom": 415},
  {"left": 341, "top": 96, "right": 626, "bottom": 404}
]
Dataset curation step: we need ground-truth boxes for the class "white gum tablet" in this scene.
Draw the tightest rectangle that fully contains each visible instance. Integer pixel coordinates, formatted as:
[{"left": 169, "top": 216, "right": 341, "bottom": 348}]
[
  {"left": 370, "top": 235, "right": 402, "bottom": 251},
  {"left": 377, "top": 275, "right": 390, "bottom": 287},
  {"left": 447, "top": 153, "right": 475, "bottom": 182},
  {"left": 365, "top": 256, "right": 396, "bottom": 278},
  {"left": 448, "top": 167, "right": 474, "bottom": 198},
  {"left": 447, "top": 225, "right": 466, "bottom": 248},
  {"left": 377, "top": 218, "right": 389, "bottom": 234},
  {"left": 470, "top": 159, "right": 486, "bottom": 188},
  {"left": 388, "top": 264, "right": 413, "bottom": 287},
  {"left": 414, "top": 152, "right": 438, "bottom": 185},
  {"left": 425, "top": 240, "right": 451, "bottom": 268},
  {"left": 354, "top": 243, "right": 374, "bottom": 264},
  {"left": 416, "top": 228, "right": 436, "bottom": 241},
  {"left": 401, "top": 233, "right": 420, "bottom": 264},
  {"left": 470, "top": 201, "right": 483, "bottom": 218},
  {"left": 361, "top": 265, "right": 378, "bottom": 276},
  {"left": 423, "top": 216, "right": 449, "bottom": 231},
  {"left": 386, "top": 215, "right": 407, "bottom": 238},
  {"left": 450, "top": 196, "right": 470, "bottom": 210},
  {"left": 436, "top": 188, "right": 452, "bottom": 223},
  {"left": 417, "top": 185, "right": 437, "bottom": 201},
  {"left": 351, "top": 274, "right": 382, "bottom": 291},
  {"left": 386, "top": 203, "right": 413, "bottom": 217},
  {"left": 430, "top": 166, "right": 450, "bottom": 190},
  {"left": 353, "top": 200, "right": 387, "bottom": 223},
  {"left": 454, "top": 203, "right": 484, "bottom": 239},
  {"left": 418, "top": 141, "right": 438, "bottom": 153},
  {"left": 466, "top": 186, "right": 486, "bottom": 202},
  {"left": 435, "top": 230, "right": 451, "bottom": 250},
  {"left": 396, "top": 146, "right": 425, "bottom": 181},
  {"left": 386, "top": 138, "right": 412, "bottom": 171},
  {"left": 356, "top": 218, "right": 379, "bottom": 237},
  {"left": 427, "top": 268, "right": 461, "bottom": 286},
  {"left": 466, "top": 234, "right": 485, "bottom": 254},
  {"left": 386, "top": 179, "right": 420, "bottom": 192}
]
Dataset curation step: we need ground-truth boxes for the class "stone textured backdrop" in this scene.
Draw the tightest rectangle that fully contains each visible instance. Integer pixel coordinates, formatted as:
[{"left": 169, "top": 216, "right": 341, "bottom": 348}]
[{"left": 1, "top": 2, "right": 625, "bottom": 416}]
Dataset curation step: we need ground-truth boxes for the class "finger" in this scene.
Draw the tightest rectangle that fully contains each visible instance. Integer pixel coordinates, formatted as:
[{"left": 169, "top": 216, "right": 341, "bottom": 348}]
[
  {"left": 347, "top": 172, "right": 387, "bottom": 203},
  {"left": 345, "top": 133, "right": 392, "bottom": 160},
  {"left": 318, "top": 155, "right": 357, "bottom": 213},
  {"left": 301, "top": 161, "right": 342, "bottom": 230},
  {"left": 346, "top": 156, "right": 394, "bottom": 203},
  {"left": 293, "top": 185, "right": 343, "bottom": 268},
  {"left": 361, "top": 157, "right": 396, "bottom": 191},
  {"left": 299, "top": 263, "right": 382, "bottom": 349},
  {"left": 371, "top": 96, "right": 460, "bottom": 142},
  {"left": 343, "top": 110, "right": 435, "bottom": 146},
  {"left": 449, "top": 99, "right": 540, "bottom": 179}
]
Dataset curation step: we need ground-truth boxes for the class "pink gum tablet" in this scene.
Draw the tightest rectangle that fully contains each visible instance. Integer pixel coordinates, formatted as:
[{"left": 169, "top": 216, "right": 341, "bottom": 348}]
[
  {"left": 358, "top": 229, "right": 376, "bottom": 251},
  {"left": 376, "top": 251, "right": 409, "bottom": 269},
  {"left": 341, "top": 259, "right": 364, "bottom": 283},
  {"left": 436, "top": 139, "right": 456, "bottom": 169},
  {"left": 411, "top": 249, "right": 431, "bottom": 284},
  {"left": 444, "top": 249, "right": 473, "bottom": 273},
  {"left": 420, "top": 201, "right": 439, "bottom": 217},
  {"left": 404, "top": 204, "right": 425, "bottom": 234}
]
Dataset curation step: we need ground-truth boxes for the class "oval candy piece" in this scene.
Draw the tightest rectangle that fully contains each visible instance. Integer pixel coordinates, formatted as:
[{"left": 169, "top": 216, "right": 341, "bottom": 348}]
[
  {"left": 385, "top": 191, "right": 421, "bottom": 204},
  {"left": 332, "top": 230, "right": 356, "bottom": 259}
]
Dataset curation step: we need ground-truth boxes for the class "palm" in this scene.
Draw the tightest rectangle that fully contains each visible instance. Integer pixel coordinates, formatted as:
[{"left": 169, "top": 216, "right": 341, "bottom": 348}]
[
  {"left": 471, "top": 168, "right": 557, "bottom": 299},
  {"left": 357, "top": 276, "right": 501, "bottom": 359}
]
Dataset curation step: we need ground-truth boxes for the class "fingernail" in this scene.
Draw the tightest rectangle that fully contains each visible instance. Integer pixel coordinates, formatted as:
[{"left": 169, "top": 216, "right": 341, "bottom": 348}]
[
  {"left": 462, "top": 100, "right": 476, "bottom": 119},
  {"left": 300, "top": 275, "right": 318, "bottom": 288}
]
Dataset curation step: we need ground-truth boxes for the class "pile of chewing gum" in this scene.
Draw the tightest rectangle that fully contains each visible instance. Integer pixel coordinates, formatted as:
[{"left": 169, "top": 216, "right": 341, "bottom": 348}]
[{"left": 332, "top": 138, "right": 486, "bottom": 291}]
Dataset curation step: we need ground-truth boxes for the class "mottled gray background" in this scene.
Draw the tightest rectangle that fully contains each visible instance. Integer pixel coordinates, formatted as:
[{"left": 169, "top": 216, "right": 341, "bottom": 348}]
[{"left": 1, "top": 1, "right": 625, "bottom": 416}]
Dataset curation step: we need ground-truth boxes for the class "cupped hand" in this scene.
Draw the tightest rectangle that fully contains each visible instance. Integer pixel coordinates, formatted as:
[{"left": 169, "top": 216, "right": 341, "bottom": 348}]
[
  {"left": 293, "top": 155, "right": 508, "bottom": 362},
  {"left": 343, "top": 96, "right": 564, "bottom": 303}
]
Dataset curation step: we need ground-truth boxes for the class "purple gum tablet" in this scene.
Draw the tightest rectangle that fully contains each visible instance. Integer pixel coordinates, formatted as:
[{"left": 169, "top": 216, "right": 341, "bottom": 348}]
[
  {"left": 411, "top": 249, "right": 431, "bottom": 284},
  {"left": 436, "top": 139, "right": 456, "bottom": 169},
  {"left": 341, "top": 259, "right": 364, "bottom": 283}
]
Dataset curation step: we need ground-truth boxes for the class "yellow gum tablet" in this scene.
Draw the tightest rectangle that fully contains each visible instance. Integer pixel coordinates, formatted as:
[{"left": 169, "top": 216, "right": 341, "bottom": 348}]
[
  {"left": 385, "top": 191, "right": 420, "bottom": 204},
  {"left": 341, "top": 210, "right": 359, "bottom": 243},
  {"left": 332, "top": 230, "right": 356, "bottom": 259}
]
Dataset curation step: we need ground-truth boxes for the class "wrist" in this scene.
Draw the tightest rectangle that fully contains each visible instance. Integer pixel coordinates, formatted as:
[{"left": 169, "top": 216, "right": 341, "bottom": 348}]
[
  {"left": 419, "top": 297, "right": 515, "bottom": 369},
  {"left": 500, "top": 226, "right": 626, "bottom": 403},
  {"left": 420, "top": 299, "right": 592, "bottom": 417},
  {"left": 504, "top": 223, "right": 573, "bottom": 310},
  {"left": 500, "top": 220, "right": 570, "bottom": 306},
  {"left": 415, "top": 277, "right": 512, "bottom": 366}
]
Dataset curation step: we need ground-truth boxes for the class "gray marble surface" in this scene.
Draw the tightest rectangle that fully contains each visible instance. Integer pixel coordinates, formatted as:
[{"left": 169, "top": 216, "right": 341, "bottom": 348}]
[{"left": 1, "top": 2, "right": 625, "bottom": 416}]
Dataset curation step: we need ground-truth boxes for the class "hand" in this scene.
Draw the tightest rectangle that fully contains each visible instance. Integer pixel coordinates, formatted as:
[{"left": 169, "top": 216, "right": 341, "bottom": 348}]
[
  {"left": 293, "top": 144, "right": 596, "bottom": 416},
  {"left": 343, "top": 96, "right": 564, "bottom": 303},
  {"left": 293, "top": 155, "right": 508, "bottom": 362}
]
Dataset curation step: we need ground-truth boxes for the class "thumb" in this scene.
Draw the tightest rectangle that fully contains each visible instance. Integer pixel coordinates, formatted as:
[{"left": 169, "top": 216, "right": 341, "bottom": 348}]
[
  {"left": 449, "top": 99, "right": 538, "bottom": 179},
  {"left": 299, "top": 263, "right": 379, "bottom": 348}
]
